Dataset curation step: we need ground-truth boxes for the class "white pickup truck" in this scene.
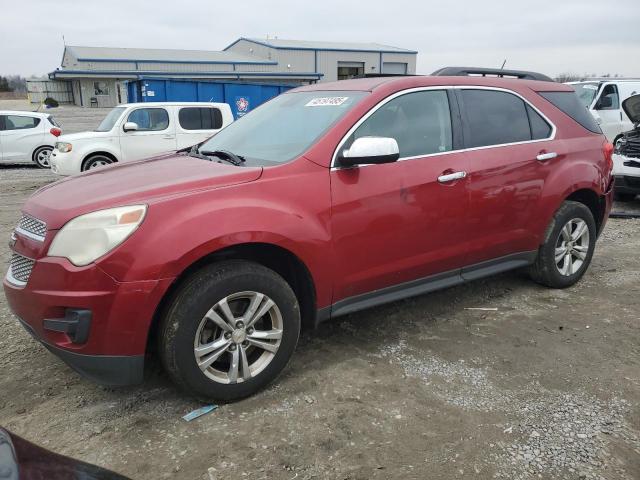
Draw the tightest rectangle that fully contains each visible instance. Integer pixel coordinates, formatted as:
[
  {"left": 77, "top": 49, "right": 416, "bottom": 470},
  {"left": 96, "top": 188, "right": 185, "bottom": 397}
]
[{"left": 50, "top": 102, "right": 233, "bottom": 175}]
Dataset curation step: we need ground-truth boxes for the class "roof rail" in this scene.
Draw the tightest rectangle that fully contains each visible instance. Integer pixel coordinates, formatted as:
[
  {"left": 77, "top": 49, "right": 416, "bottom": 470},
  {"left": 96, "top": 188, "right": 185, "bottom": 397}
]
[{"left": 432, "top": 66, "right": 554, "bottom": 82}]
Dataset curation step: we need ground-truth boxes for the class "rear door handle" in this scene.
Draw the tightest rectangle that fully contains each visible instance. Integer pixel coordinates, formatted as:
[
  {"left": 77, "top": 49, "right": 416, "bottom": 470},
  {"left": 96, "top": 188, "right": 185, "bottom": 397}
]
[
  {"left": 437, "top": 171, "right": 467, "bottom": 183},
  {"left": 163, "top": 135, "right": 175, "bottom": 140},
  {"left": 536, "top": 152, "right": 558, "bottom": 161}
]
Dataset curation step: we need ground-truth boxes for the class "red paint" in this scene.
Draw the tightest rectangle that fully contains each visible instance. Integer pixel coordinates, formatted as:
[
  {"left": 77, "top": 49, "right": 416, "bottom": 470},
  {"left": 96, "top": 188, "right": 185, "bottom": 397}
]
[{"left": 4, "top": 75, "right": 613, "bottom": 362}]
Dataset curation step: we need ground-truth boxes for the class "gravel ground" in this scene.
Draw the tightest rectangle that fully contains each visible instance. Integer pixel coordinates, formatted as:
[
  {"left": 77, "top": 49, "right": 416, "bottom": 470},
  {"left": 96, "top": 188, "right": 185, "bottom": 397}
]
[{"left": 0, "top": 167, "right": 639, "bottom": 480}]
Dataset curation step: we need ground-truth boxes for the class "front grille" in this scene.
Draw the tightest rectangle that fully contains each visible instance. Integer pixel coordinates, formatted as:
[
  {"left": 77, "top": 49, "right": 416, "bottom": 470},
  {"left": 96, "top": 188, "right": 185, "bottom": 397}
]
[
  {"left": 624, "top": 176, "right": 640, "bottom": 188},
  {"left": 17, "top": 214, "right": 47, "bottom": 240},
  {"left": 8, "top": 253, "right": 35, "bottom": 285}
]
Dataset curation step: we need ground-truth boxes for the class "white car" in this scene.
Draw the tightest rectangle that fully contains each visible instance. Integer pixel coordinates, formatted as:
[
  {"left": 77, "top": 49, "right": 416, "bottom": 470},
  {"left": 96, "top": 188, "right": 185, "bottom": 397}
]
[
  {"left": 567, "top": 79, "right": 640, "bottom": 145},
  {"left": 613, "top": 94, "right": 640, "bottom": 201},
  {"left": 0, "top": 110, "right": 62, "bottom": 168},
  {"left": 50, "top": 102, "right": 233, "bottom": 175}
]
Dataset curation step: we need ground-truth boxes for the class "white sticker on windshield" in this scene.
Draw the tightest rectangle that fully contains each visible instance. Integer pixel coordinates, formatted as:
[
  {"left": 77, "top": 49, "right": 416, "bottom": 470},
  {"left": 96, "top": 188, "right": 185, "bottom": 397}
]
[
  {"left": 305, "top": 97, "right": 349, "bottom": 107},
  {"left": 582, "top": 85, "right": 597, "bottom": 90}
]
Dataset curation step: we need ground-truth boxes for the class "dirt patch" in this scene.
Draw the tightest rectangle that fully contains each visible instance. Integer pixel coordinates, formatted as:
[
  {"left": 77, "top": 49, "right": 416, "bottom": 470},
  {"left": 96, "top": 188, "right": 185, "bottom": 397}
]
[{"left": 0, "top": 168, "right": 639, "bottom": 479}]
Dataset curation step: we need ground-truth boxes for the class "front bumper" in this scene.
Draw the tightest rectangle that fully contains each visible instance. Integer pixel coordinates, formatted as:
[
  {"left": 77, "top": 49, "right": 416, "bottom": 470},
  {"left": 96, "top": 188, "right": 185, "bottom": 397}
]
[
  {"left": 614, "top": 175, "right": 640, "bottom": 195},
  {"left": 49, "top": 149, "right": 80, "bottom": 176},
  {"left": 3, "top": 256, "right": 173, "bottom": 386},
  {"left": 18, "top": 316, "right": 144, "bottom": 386}
]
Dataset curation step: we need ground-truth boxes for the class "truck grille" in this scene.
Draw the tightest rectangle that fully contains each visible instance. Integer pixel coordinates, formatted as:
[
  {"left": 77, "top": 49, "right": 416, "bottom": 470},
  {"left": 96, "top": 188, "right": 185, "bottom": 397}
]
[
  {"left": 8, "top": 253, "right": 35, "bottom": 285},
  {"left": 17, "top": 214, "right": 47, "bottom": 240}
]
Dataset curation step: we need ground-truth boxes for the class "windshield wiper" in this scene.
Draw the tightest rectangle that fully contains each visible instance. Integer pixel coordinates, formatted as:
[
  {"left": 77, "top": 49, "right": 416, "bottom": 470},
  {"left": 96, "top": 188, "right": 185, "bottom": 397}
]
[
  {"left": 200, "top": 149, "right": 246, "bottom": 166},
  {"left": 187, "top": 145, "right": 245, "bottom": 166}
]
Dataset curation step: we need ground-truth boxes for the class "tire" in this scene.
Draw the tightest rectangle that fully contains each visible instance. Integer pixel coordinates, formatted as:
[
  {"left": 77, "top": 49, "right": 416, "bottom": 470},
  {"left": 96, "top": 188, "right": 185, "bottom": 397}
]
[
  {"left": 82, "top": 154, "right": 113, "bottom": 171},
  {"left": 159, "top": 260, "right": 301, "bottom": 401},
  {"left": 529, "top": 201, "right": 597, "bottom": 288},
  {"left": 614, "top": 192, "right": 636, "bottom": 202},
  {"left": 32, "top": 146, "right": 52, "bottom": 168}
]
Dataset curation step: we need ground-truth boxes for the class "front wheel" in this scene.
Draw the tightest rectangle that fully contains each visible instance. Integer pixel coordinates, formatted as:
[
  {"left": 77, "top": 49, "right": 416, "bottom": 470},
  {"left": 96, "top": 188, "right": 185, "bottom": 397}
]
[
  {"left": 529, "top": 201, "right": 597, "bottom": 288},
  {"left": 159, "top": 260, "right": 300, "bottom": 401},
  {"left": 82, "top": 154, "right": 113, "bottom": 171}
]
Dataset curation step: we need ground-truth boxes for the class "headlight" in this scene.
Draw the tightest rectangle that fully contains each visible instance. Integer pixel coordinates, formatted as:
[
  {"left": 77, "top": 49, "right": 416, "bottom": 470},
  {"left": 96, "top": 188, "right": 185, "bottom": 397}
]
[
  {"left": 56, "top": 142, "right": 72, "bottom": 153},
  {"left": 48, "top": 205, "right": 147, "bottom": 266}
]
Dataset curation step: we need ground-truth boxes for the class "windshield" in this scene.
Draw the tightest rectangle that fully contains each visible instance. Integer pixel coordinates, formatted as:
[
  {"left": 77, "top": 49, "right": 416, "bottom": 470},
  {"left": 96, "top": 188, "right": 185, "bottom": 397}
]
[
  {"left": 199, "top": 91, "right": 367, "bottom": 165},
  {"left": 570, "top": 82, "right": 600, "bottom": 108},
  {"left": 95, "top": 106, "right": 126, "bottom": 132}
]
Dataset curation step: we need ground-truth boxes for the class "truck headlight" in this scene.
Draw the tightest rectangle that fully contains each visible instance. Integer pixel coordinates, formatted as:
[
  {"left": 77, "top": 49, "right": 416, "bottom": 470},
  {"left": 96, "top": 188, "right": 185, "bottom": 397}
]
[
  {"left": 48, "top": 205, "right": 147, "bottom": 266},
  {"left": 56, "top": 142, "right": 72, "bottom": 153}
]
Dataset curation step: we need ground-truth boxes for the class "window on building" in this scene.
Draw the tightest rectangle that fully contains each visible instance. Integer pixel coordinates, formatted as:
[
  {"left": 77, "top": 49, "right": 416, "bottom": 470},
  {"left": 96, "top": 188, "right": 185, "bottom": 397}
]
[
  {"left": 337, "top": 62, "right": 364, "bottom": 81},
  {"left": 343, "top": 90, "right": 453, "bottom": 158},
  {"left": 461, "top": 89, "right": 533, "bottom": 148},
  {"left": 382, "top": 62, "right": 408, "bottom": 75},
  {"left": 94, "top": 81, "right": 109, "bottom": 96},
  {"left": 127, "top": 108, "right": 169, "bottom": 131},
  {"left": 1, "top": 115, "right": 40, "bottom": 131},
  {"left": 179, "top": 107, "right": 223, "bottom": 130}
]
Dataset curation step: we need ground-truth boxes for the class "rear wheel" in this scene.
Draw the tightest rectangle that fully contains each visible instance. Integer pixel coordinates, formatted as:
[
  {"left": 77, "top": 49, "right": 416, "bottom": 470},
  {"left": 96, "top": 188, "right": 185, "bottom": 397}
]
[
  {"left": 159, "top": 260, "right": 300, "bottom": 401},
  {"left": 82, "top": 154, "right": 113, "bottom": 171},
  {"left": 32, "top": 146, "right": 52, "bottom": 168},
  {"left": 529, "top": 201, "right": 597, "bottom": 288}
]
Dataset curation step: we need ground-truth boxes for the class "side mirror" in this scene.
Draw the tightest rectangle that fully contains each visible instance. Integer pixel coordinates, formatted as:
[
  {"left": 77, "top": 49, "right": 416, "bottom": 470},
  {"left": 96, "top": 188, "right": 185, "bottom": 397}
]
[
  {"left": 596, "top": 95, "right": 613, "bottom": 110},
  {"left": 338, "top": 136, "right": 400, "bottom": 167},
  {"left": 123, "top": 121, "right": 138, "bottom": 132}
]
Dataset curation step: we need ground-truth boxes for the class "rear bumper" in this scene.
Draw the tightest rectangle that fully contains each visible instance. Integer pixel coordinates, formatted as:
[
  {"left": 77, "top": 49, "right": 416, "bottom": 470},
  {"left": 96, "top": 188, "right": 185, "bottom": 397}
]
[{"left": 3, "top": 256, "right": 174, "bottom": 385}]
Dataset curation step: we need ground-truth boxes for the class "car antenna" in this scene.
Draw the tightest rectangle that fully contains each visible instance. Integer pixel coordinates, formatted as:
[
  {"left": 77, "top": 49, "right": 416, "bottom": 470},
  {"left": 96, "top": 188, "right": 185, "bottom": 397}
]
[{"left": 500, "top": 59, "right": 507, "bottom": 70}]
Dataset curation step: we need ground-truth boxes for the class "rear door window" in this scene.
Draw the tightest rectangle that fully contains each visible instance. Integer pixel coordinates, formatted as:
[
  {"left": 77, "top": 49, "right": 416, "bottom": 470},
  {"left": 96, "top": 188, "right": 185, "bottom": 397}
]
[
  {"left": 539, "top": 91, "right": 602, "bottom": 133},
  {"left": 2, "top": 115, "right": 41, "bottom": 131},
  {"left": 526, "top": 105, "right": 552, "bottom": 140},
  {"left": 127, "top": 108, "right": 169, "bottom": 131},
  {"left": 344, "top": 90, "right": 453, "bottom": 158},
  {"left": 460, "top": 89, "right": 532, "bottom": 148},
  {"left": 178, "top": 107, "right": 223, "bottom": 130}
]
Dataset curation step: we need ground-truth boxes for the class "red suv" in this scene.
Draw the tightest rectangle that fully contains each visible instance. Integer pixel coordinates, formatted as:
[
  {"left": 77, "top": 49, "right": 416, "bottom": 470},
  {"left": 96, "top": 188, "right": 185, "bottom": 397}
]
[{"left": 4, "top": 68, "right": 614, "bottom": 400}]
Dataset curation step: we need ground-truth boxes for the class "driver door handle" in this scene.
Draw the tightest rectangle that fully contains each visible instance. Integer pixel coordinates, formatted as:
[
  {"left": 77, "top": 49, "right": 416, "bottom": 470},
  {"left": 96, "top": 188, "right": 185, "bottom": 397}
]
[
  {"left": 536, "top": 152, "right": 558, "bottom": 161},
  {"left": 437, "top": 171, "right": 467, "bottom": 183}
]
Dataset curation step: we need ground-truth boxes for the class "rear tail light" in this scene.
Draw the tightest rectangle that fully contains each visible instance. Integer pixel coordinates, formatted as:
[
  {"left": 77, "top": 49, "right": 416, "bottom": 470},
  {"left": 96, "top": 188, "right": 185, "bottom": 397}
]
[
  {"left": 603, "top": 141, "right": 614, "bottom": 173},
  {"left": 50, "top": 127, "right": 62, "bottom": 137}
]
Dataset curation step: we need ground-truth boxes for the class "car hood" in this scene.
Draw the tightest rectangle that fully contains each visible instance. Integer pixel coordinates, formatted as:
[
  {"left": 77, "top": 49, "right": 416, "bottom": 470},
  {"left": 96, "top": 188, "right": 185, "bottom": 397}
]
[
  {"left": 23, "top": 153, "right": 263, "bottom": 230},
  {"left": 622, "top": 94, "right": 640, "bottom": 124},
  {"left": 57, "top": 131, "right": 115, "bottom": 143}
]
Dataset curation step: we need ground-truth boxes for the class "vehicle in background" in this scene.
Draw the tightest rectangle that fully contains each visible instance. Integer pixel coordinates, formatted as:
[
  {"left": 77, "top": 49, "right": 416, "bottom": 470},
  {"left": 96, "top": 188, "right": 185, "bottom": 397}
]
[
  {"left": 5, "top": 69, "right": 614, "bottom": 401},
  {"left": 567, "top": 79, "right": 640, "bottom": 145},
  {"left": 0, "top": 111, "right": 62, "bottom": 168},
  {"left": 0, "top": 427, "right": 129, "bottom": 479},
  {"left": 613, "top": 94, "right": 640, "bottom": 201},
  {"left": 49, "top": 102, "right": 233, "bottom": 175}
]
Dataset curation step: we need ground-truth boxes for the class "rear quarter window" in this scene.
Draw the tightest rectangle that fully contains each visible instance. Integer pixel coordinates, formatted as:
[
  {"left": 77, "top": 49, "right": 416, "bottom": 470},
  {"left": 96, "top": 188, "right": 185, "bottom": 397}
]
[
  {"left": 538, "top": 91, "right": 602, "bottom": 134},
  {"left": 179, "top": 107, "right": 223, "bottom": 130}
]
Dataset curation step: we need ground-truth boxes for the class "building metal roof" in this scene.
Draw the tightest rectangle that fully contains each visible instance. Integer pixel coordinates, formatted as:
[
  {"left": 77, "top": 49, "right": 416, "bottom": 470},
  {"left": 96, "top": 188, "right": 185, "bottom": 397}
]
[
  {"left": 64, "top": 45, "right": 277, "bottom": 65},
  {"left": 226, "top": 37, "right": 418, "bottom": 54}
]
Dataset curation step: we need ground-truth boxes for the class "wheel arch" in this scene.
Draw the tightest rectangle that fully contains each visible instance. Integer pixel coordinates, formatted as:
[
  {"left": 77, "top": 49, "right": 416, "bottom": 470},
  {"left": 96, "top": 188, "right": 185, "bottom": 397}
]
[
  {"left": 564, "top": 188, "right": 607, "bottom": 234},
  {"left": 82, "top": 151, "right": 119, "bottom": 170},
  {"left": 146, "top": 242, "right": 318, "bottom": 354}
]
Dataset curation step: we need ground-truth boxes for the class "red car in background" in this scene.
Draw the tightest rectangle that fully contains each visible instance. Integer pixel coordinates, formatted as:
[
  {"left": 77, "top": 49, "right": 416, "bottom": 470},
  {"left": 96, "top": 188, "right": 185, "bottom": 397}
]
[{"left": 4, "top": 68, "right": 614, "bottom": 401}]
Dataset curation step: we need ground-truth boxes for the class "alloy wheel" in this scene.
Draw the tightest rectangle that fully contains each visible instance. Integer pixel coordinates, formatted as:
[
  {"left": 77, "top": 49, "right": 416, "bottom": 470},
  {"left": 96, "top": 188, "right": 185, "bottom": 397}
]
[
  {"left": 193, "top": 291, "right": 283, "bottom": 384},
  {"left": 554, "top": 218, "right": 590, "bottom": 276},
  {"left": 36, "top": 148, "right": 51, "bottom": 167}
]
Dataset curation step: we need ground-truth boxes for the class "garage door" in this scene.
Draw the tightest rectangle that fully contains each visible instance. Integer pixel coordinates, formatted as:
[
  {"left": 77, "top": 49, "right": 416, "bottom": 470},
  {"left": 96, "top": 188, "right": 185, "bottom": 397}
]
[{"left": 383, "top": 62, "right": 408, "bottom": 75}]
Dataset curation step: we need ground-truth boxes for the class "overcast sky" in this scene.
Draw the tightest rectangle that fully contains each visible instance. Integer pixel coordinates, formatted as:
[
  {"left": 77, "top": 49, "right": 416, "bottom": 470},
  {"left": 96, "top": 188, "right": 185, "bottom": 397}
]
[{"left": 1, "top": 0, "right": 639, "bottom": 78}]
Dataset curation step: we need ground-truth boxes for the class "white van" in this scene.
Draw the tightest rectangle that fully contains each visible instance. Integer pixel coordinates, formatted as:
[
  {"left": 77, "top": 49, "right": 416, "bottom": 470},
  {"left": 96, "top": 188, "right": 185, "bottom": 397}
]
[
  {"left": 50, "top": 102, "right": 233, "bottom": 175},
  {"left": 567, "top": 80, "right": 640, "bottom": 144}
]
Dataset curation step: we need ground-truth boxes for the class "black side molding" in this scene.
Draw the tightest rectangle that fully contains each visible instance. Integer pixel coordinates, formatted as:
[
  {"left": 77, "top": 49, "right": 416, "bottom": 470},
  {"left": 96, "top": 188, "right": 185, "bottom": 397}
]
[
  {"left": 316, "top": 251, "right": 537, "bottom": 325},
  {"left": 432, "top": 66, "right": 554, "bottom": 82}
]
